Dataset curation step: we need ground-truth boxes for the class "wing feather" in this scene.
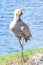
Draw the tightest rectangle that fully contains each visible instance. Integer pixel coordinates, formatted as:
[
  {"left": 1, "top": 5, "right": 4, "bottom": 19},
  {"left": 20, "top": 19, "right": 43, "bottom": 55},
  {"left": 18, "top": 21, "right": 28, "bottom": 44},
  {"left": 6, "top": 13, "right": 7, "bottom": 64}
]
[
  {"left": 21, "top": 23, "right": 31, "bottom": 36},
  {"left": 20, "top": 22, "right": 31, "bottom": 41}
]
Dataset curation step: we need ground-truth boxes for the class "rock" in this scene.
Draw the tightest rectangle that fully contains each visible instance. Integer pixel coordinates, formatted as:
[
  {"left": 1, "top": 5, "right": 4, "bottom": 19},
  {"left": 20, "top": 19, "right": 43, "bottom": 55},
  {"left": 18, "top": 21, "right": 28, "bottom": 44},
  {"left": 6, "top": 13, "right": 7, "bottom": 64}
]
[{"left": 26, "top": 53, "right": 43, "bottom": 65}]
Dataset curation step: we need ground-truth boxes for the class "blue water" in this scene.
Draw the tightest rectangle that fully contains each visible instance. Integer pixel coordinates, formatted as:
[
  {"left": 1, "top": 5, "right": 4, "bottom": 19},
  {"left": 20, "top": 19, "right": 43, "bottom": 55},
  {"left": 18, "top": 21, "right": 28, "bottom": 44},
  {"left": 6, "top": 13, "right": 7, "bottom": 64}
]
[{"left": 0, "top": 0, "right": 43, "bottom": 56}]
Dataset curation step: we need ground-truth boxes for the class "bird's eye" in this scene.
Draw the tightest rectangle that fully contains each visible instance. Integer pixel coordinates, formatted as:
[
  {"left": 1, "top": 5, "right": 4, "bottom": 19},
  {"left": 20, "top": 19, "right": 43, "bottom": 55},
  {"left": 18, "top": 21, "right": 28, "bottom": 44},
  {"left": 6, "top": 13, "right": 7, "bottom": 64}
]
[
  {"left": 16, "top": 13, "right": 17, "bottom": 15},
  {"left": 16, "top": 13, "right": 18, "bottom": 16}
]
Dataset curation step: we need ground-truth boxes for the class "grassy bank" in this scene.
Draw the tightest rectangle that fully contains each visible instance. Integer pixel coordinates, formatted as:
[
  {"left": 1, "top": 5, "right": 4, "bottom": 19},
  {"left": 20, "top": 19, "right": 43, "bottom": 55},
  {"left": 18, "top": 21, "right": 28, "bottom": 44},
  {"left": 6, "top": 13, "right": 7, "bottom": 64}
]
[{"left": 0, "top": 48, "right": 43, "bottom": 65}]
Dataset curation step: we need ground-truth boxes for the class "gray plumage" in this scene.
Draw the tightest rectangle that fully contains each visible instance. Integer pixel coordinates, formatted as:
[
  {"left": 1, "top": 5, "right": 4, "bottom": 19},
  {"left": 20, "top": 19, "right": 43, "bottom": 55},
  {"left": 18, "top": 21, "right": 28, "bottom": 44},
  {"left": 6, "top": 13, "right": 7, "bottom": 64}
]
[{"left": 9, "top": 9, "right": 31, "bottom": 42}]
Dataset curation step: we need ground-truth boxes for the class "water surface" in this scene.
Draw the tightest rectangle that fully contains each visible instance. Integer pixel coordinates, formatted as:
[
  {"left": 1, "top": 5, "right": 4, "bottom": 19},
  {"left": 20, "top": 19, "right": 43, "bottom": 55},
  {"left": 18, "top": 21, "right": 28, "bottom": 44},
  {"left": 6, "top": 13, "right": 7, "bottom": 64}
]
[{"left": 0, "top": 0, "right": 43, "bottom": 56}]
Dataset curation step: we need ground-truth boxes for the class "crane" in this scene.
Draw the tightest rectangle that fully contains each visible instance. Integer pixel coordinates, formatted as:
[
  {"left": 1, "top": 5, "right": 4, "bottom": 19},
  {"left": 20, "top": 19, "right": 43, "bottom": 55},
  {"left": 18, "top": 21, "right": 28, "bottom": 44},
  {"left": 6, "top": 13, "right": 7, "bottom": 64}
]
[{"left": 9, "top": 9, "right": 32, "bottom": 65}]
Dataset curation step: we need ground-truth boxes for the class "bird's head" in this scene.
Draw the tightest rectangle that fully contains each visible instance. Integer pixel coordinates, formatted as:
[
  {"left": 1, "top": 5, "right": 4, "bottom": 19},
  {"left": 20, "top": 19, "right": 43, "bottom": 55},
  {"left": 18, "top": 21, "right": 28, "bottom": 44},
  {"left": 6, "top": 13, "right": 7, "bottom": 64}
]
[{"left": 14, "top": 9, "right": 22, "bottom": 17}]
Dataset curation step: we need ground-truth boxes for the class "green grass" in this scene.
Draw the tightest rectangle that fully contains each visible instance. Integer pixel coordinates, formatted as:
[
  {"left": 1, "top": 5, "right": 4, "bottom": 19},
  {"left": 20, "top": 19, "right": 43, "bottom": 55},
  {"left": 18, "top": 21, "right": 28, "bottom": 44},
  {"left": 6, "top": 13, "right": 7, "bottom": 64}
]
[{"left": 0, "top": 48, "right": 43, "bottom": 65}]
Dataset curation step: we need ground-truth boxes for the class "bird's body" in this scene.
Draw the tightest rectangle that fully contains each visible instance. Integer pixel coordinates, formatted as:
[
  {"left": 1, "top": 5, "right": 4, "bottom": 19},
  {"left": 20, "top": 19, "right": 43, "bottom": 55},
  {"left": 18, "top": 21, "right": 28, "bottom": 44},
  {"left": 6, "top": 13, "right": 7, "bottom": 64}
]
[
  {"left": 9, "top": 9, "right": 32, "bottom": 64},
  {"left": 10, "top": 18, "right": 31, "bottom": 42},
  {"left": 9, "top": 9, "right": 31, "bottom": 42}
]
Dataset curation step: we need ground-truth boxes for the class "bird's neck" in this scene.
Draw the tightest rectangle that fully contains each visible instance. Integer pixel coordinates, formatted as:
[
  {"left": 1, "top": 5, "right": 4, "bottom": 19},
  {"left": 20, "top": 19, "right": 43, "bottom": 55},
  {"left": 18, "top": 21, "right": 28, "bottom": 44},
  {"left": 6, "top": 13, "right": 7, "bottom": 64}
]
[{"left": 14, "top": 15, "right": 21, "bottom": 22}]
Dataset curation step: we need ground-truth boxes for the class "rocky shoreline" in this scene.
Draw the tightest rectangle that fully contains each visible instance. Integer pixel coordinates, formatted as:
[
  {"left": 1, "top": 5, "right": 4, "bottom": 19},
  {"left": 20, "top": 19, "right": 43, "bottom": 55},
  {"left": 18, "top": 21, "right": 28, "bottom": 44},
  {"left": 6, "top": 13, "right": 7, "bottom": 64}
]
[{"left": 26, "top": 53, "right": 43, "bottom": 65}]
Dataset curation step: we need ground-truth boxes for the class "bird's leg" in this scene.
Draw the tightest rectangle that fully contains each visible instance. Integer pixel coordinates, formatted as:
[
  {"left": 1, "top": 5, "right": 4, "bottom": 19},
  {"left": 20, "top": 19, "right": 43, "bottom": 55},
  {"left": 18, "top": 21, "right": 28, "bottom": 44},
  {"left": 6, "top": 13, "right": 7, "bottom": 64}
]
[
  {"left": 19, "top": 40, "right": 24, "bottom": 65},
  {"left": 21, "top": 39, "right": 25, "bottom": 62}
]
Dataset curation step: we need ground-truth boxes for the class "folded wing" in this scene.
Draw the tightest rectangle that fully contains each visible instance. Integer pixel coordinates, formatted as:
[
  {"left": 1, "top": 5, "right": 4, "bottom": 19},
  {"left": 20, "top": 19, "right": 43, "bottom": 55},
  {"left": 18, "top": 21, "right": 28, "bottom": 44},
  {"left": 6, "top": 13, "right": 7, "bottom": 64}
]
[{"left": 21, "top": 22, "right": 31, "bottom": 42}]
